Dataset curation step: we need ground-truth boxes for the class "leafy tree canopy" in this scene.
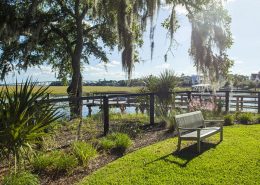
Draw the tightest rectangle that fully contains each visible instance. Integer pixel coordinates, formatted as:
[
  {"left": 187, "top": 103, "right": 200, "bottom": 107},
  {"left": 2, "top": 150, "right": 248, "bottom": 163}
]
[
  {"left": 0, "top": 0, "right": 233, "bottom": 116},
  {"left": 0, "top": 0, "right": 223, "bottom": 80}
]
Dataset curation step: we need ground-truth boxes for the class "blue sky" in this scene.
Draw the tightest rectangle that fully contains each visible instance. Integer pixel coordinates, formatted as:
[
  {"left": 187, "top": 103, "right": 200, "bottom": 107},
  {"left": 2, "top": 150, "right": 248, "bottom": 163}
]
[{"left": 6, "top": 0, "right": 260, "bottom": 83}]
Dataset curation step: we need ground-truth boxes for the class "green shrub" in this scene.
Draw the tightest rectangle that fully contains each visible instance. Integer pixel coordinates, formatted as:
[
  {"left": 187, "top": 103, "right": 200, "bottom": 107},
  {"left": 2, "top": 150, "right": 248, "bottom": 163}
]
[
  {"left": 233, "top": 111, "right": 241, "bottom": 121},
  {"left": 99, "top": 133, "right": 132, "bottom": 153},
  {"left": 224, "top": 114, "right": 234, "bottom": 126},
  {"left": 3, "top": 171, "right": 39, "bottom": 185},
  {"left": 255, "top": 114, "right": 260, "bottom": 124},
  {"left": 238, "top": 113, "right": 254, "bottom": 124},
  {"left": 110, "top": 113, "right": 149, "bottom": 124},
  {"left": 71, "top": 141, "right": 97, "bottom": 166},
  {"left": 112, "top": 122, "right": 143, "bottom": 138},
  {"left": 32, "top": 150, "right": 78, "bottom": 173},
  {"left": 161, "top": 110, "right": 177, "bottom": 130},
  {"left": 0, "top": 79, "right": 62, "bottom": 172},
  {"left": 31, "top": 153, "right": 52, "bottom": 172},
  {"left": 53, "top": 152, "right": 78, "bottom": 172},
  {"left": 99, "top": 138, "right": 115, "bottom": 151}
]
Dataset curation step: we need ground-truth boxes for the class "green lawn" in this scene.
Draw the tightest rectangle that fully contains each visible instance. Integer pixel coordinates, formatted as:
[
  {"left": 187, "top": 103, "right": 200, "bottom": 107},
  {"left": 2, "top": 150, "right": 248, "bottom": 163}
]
[{"left": 79, "top": 125, "right": 260, "bottom": 185}]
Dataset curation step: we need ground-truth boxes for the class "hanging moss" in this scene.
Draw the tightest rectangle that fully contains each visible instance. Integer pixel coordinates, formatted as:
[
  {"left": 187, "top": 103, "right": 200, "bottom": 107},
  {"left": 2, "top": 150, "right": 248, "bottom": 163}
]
[{"left": 189, "top": 1, "right": 233, "bottom": 83}]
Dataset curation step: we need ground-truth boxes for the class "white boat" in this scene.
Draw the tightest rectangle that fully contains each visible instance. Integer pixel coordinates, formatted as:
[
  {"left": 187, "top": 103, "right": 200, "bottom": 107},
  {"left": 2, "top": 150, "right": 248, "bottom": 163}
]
[{"left": 192, "top": 84, "right": 212, "bottom": 92}]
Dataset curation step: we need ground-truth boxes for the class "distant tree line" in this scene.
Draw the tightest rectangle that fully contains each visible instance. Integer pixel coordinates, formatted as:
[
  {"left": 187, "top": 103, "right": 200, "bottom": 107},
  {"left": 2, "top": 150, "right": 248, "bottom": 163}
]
[{"left": 49, "top": 74, "right": 259, "bottom": 90}]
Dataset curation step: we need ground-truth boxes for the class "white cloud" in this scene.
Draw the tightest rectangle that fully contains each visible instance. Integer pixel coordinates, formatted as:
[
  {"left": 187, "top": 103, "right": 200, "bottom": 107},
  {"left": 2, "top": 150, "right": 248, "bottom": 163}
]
[
  {"left": 234, "top": 60, "right": 244, "bottom": 64},
  {"left": 84, "top": 65, "right": 103, "bottom": 73},
  {"left": 96, "top": 60, "right": 121, "bottom": 68},
  {"left": 173, "top": 0, "right": 237, "bottom": 15},
  {"left": 111, "top": 60, "right": 120, "bottom": 65},
  {"left": 175, "top": 5, "right": 188, "bottom": 15},
  {"left": 230, "top": 57, "right": 244, "bottom": 65},
  {"left": 155, "top": 63, "right": 171, "bottom": 69},
  {"left": 226, "top": 0, "right": 236, "bottom": 3},
  {"left": 161, "top": 4, "right": 173, "bottom": 11},
  {"left": 38, "top": 66, "right": 53, "bottom": 75},
  {"left": 161, "top": 4, "right": 188, "bottom": 15}
]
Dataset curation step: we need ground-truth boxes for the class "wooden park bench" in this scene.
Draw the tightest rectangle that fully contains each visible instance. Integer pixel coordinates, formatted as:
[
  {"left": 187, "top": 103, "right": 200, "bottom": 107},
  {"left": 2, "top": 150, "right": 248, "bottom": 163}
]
[{"left": 175, "top": 111, "right": 223, "bottom": 153}]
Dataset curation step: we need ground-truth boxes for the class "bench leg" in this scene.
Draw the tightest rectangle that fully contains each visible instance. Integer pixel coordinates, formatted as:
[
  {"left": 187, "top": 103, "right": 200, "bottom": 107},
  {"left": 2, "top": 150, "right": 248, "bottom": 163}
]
[
  {"left": 177, "top": 138, "right": 181, "bottom": 151},
  {"left": 197, "top": 139, "right": 201, "bottom": 153},
  {"left": 220, "top": 128, "right": 223, "bottom": 142}
]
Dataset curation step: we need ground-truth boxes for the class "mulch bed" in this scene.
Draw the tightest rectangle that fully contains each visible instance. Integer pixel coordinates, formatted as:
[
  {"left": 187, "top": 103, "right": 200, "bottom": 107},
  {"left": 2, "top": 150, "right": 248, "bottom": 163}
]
[
  {"left": 40, "top": 124, "right": 175, "bottom": 185},
  {"left": 0, "top": 123, "right": 176, "bottom": 185}
]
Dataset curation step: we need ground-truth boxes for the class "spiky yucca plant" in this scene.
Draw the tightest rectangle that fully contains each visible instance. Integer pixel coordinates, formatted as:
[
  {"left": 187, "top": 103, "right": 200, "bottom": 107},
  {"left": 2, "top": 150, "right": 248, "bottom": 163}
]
[
  {"left": 140, "top": 70, "right": 178, "bottom": 117},
  {"left": 156, "top": 70, "right": 178, "bottom": 116},
  {"left": 0, "top": 79, "right": 62, "bottom": 173}
]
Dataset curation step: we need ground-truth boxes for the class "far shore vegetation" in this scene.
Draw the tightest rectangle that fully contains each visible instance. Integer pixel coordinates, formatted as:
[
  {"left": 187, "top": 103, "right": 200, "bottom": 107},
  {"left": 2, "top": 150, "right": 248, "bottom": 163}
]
[{"left": 0, "top": 86, "right": 191, "bottom": 96}]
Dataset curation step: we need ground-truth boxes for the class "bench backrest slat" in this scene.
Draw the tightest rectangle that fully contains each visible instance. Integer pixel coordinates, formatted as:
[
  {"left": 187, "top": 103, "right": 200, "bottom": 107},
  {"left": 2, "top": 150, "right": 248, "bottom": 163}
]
[{"left": 175, "top": 111, "right": 205, "bottom": 129}]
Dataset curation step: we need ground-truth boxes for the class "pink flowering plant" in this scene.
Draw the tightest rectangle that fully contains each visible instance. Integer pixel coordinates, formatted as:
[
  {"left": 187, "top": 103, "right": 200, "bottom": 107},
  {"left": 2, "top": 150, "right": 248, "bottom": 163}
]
[{"left": 188, "top": 97, "right": 217, "bottom": 112}]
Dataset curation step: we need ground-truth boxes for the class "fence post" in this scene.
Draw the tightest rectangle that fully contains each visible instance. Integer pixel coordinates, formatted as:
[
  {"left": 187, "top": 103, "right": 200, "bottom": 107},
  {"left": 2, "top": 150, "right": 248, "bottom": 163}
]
[
  {"left": 258, "top": 92, "right": 260, "bottom": 114},
  {"left": 187, "top": 91, "right": 192, "bottom": 102},
  {"left": 149, "top": 93, "right": 155, "bottom": 125},
  {"left": 103, "top": 96, "right": 109, "bottom": 135},
  {"left": 225, "top": 91, "right": 230, "bottom": 113}
]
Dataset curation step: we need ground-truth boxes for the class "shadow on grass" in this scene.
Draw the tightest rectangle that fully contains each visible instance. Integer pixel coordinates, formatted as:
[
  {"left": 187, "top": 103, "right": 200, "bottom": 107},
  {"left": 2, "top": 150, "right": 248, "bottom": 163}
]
[{"left": 146, "top": 141, "right": 220, "bottom": 168}]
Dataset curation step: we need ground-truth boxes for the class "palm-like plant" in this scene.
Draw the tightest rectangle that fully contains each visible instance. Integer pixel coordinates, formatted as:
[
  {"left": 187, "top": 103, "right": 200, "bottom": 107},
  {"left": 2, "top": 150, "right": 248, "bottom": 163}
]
[
  {"left": 156, "top": 70, "right": 178, "bottom": 116},
  {"left": 0, "top": 79, "right": 62, "bottom": 173},
  {"left": 141, "top": 70, "right": 178, "bottom": 117}
]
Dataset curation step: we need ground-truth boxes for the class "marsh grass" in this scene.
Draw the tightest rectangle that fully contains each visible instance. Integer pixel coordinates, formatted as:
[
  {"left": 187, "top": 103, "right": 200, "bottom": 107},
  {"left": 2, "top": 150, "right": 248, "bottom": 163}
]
[{"left": 1, "top": 86, "right": 140, "bottom": 96}]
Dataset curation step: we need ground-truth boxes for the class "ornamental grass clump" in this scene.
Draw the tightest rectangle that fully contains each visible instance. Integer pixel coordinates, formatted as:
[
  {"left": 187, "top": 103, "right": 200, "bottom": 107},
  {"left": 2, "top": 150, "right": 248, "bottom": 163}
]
[
  {"left": 71, "top": 141, "right": 97, "bottom": 166},
  {"left": 99, "top": 132, "right": 132, "bottom": 153},
  {"left": 238, "top": 112, "right": 254, "bottom": 124},
  {"left": 3, "top": 171, "right": 40, "bottom": 185},
  {"left": 224, "top": 114, "right": 234, "bottom": 126},
  {"left": 32, "top": 150, "right": 78, "bottom": 173},
  {"left": 255, "top": 114, "right": 260, "bottom": 124}
]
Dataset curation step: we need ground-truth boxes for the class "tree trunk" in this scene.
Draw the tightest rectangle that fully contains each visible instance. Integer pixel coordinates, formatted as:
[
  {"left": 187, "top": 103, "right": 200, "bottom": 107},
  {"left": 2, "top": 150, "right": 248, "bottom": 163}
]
[
  {"left": 67, "top": 16, "right": 84, "bottom": 119},
  {"left": 67, "top": 70, "right": 82, "bottom": 119}
]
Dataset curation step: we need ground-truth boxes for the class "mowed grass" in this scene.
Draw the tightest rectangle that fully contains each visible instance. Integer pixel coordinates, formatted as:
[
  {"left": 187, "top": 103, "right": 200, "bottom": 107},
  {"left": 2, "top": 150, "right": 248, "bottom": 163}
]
[
  {"left": 79, "top": 125, "right": 260, "bottom": 185},
  {"left": 1, "top": 86, "right": 140, "bottom": 95}
]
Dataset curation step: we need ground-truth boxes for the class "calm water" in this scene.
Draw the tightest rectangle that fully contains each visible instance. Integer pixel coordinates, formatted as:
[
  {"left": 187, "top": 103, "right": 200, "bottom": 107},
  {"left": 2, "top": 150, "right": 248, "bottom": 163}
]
[
  {"left": 51, "top": 93, "right": 258, "bottom": 118},
  {"left": 55, "top": 102, "right": 138, "bottom": 118}
]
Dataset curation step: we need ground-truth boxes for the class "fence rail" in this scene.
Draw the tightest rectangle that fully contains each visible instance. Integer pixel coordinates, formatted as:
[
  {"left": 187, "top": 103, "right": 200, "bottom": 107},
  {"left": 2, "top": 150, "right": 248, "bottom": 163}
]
[{"left": 47, "top": 90, "right": 260, "bottom": 135}]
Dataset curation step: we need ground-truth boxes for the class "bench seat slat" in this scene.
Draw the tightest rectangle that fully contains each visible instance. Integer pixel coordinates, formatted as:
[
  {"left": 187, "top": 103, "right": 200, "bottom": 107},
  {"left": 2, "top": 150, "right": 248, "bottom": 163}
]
[{"left": 180, "top": 127, "right": 221, "bottom": 139}]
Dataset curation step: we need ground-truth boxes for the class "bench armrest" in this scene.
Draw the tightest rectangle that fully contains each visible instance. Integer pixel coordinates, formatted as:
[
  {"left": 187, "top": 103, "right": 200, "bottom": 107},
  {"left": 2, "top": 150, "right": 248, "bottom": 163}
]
[
  {"left": 177, "top": 127, "right": 201, "bottom": 138},
  {"left": 178, "top": 127, "right": 201, "bottom": 131},
  {"left": 204, "top": 120, "right": 224, "bottom": 127}
]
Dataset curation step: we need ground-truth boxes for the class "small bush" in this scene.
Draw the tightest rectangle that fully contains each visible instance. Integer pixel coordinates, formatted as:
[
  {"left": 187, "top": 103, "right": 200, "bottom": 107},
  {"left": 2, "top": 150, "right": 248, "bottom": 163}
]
[
  {"left": 161, "top": 110, "right": 179, "bottom": 130},
  {"left": 112, "top": 122, "right": 143, "bottom": 138},
  {"left": 99, "top": 133, "right": 132, "bottom": 153},
  {"left": 31, "top": 153, "right": 53, "bottom": 172},
  {"left": 233, "top": 111, "right": 241, "bottom": 121},
  {"left": 255, "top": 114, "right": 260, "bottom": 124},
  {"left": 224, "top": 114, "right": 234, "bottom": 126},
  {"left": 72, "top": 141, "right": 97, "bottom": 166},
  {"left": 110, "top": 113, "right": 149, "bottom": 124},
  {"left": 3, "top": 171, "right": 39, "bottom": 185},
  {"left": 32, "top": 150, "right": 78, "bottom": 173},
  {"left": 238, "top": 113, "right": 254, "bottom": 124},
  {"left": 99, "top": 138, "right": 116, "bottom": 151}
]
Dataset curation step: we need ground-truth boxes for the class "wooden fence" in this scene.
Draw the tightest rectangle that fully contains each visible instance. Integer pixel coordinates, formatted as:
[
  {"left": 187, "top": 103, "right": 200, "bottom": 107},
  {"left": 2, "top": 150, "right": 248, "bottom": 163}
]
[{"left": 47, "top": 90, "right": 260, "bottom": 135}]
